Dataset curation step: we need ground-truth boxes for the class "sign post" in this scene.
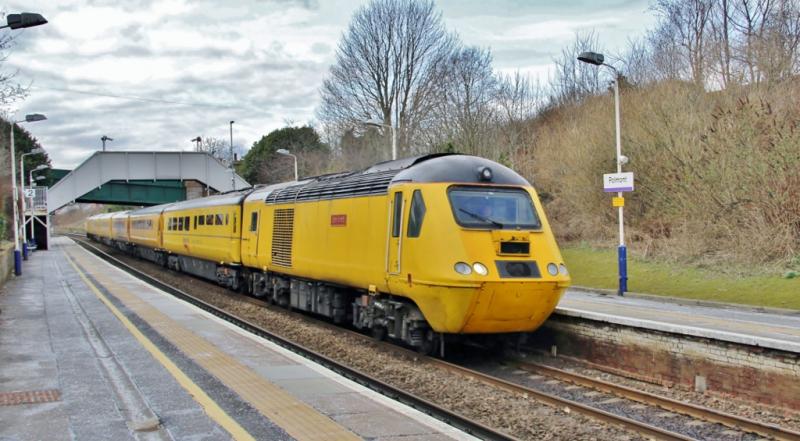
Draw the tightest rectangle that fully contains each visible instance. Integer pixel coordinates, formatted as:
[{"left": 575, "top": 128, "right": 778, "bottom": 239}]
[{"left": 603, "top": 171, "right": 634, "bottom": 295}]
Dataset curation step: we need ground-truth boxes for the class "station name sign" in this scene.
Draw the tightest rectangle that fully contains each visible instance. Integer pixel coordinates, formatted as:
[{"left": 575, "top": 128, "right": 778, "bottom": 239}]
[{"left": 603, "top": 172, "right": 634, "bottom": 192}]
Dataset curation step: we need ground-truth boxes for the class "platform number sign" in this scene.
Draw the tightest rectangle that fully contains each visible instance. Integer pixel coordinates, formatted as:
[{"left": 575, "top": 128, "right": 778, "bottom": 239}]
[{"left": 24, "top": 189, "right": 35, "bottom": 198}]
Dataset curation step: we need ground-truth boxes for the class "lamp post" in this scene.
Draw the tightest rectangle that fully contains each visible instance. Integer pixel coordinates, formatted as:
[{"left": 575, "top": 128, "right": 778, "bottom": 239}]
[
  {"left": 20, "top": 147, "right": 45, "bottom": 260},
  {"left": 276, "top": 149, "right": 298, "bottom": 181},
  {"left": 101, "top": 135, "right": 113, "bottom": 151},
  {"left": 228, "top": 121, "right": 235, "bottom": 190},
  {"left": 190, "top": 136, "right": 202, "bottom": 151},
  {"left": 0, "top": 13, "right": 47, "bottom": 30},
  {"left": 9, "top": 113, "right": 47, "bottom": 275},
  {"left": 577, "top": 51, "right": 628, "bottom": 296},
  {"left": 28, "top": 166, "right": 48, "bottom": 248},
  {"left": 2, "top": 12, "right": 47, "bottom": 275},
  {"left": 362, "top": 118, "right": 397, "bottom": 161}
]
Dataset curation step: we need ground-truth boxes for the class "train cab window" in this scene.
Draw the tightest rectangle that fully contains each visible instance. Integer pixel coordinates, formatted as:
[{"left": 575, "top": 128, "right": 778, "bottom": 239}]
[
  {"left": 184, "top": 216, "right": 190, "bottom": 230},
  {"left": 198, "top": 215, "right": 205, "bottom": 226},
  {"left": 249, "top": 212, "right": 258, "bottom": 232},
  {"left": 206, "top": 214, "right": 213, "bottom": 225},
  {"left": 391, "top": 192, "right": 403, "bottom": 237},
  {"left": 407, "top": 190, "right": 426, "bottom": 238},
  {"left": 215, "top": 214, "right": 223, "bottom": 225}
]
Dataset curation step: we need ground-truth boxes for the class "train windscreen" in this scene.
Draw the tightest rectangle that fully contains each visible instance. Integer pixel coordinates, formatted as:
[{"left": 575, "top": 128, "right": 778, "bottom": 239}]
[{"left": 448, "top": 186, "right": 541, "bottom": 230}]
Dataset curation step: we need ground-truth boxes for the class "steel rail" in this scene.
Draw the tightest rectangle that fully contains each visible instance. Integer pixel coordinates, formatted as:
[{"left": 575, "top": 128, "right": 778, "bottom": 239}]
[
  {"left": 517, "top": 361, "right": 800, "bottom": 441},
  {"left": 65, "top": 235, "right": 516, "bottom": 441}
]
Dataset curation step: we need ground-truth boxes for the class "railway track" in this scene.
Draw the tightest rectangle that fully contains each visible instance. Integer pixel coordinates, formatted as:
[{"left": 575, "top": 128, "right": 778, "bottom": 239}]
[{"left": 68, "top": 234, "right": 800, "bottom": 441}]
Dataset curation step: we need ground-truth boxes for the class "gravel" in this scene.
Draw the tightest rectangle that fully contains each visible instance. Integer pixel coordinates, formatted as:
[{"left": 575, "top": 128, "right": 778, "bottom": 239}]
[
  {"left": 83, "top": 240, "right": 645, "bottom": 441},
  {"left": 516, "top": 352, "right": 800, "bottom": 433}
]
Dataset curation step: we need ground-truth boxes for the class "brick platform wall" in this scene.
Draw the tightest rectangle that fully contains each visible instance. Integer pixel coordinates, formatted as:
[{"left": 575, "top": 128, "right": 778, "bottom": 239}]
[{"left": 530, "top": 314, "right": 800, "bottom": 409}]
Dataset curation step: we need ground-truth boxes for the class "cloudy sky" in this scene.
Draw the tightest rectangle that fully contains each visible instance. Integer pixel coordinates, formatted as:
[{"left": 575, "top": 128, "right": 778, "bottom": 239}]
[{"left": 4, "top": 0, "right": 655, "bottom": 169}]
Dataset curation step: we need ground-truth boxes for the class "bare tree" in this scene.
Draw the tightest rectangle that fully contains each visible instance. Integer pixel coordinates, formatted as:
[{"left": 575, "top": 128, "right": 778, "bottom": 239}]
[
  {"left": 197, "top": 137, "right": 231, "bottom": 163},
  {"left": 317, "top": 0, "right": 457, "bottom": 158},
  {"left": 652, "top": 0, "right": 715, "bottom": 86},
  {"left": 549, "top": 31, "right": 605, "bottom": 105},
  {"left": 427, "top": 46, "right": 498, "bottom": 156}
]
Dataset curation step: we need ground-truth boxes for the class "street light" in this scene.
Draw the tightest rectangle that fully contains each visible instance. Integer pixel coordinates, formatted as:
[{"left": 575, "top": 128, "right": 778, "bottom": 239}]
[
  {"left": 229, "top": 121, "right": 235, "bottom": 190},
  {"left": 101, "top": 135, "right": 113, "bottom": 151},
  {"left": 1, "top": 13, "right": 47, "bottom": 30},
  {"left": 28, "top": 165, "right": 49, "bottom": 249},
  {"left": 9, "top": 114, "right": 47, "bottom": 274},
  {"left": 577, "top": 51, "right": 628, "bottom": 296},
  {"left": 20, "top": 146, "right": 46, "bottom": 260},
  {"left": 276, "top": 149, "right": 298, "bottom": 181},
  {"left": 29, "top": 164, "right": 48, "bottom": 187},
  {"left": 190, "top": 136, "right": 202, "bottom": 151},
  {"left": 362, "top": 118, "right": 397, "bottom": 161}
]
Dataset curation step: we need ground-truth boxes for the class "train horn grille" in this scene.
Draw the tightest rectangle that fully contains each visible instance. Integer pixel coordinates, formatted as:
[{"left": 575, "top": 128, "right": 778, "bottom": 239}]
[{"left": 272, "top": 208, "right": 294, "bottom": 267}]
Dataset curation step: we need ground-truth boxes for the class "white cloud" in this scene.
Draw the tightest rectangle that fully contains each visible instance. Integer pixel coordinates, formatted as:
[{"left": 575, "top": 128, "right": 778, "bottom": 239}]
[{"left": 4, "top": 0, "right": 654, "bottom": 169}]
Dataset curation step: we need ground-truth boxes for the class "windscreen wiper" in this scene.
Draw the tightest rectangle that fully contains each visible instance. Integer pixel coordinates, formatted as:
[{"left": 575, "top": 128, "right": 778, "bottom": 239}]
[{"left": 458, "top": 208, "right": 504, "bottom": 228}]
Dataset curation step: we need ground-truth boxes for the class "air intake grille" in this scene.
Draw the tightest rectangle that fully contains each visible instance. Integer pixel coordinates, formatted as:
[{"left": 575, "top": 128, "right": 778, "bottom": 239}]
[{"left": 272, "top": 209, "right": 294, "bottom": 267}]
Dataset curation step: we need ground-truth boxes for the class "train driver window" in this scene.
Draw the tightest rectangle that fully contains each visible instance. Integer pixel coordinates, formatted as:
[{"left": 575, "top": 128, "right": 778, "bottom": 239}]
[
  {"left": 249, "top": 212, "right": 258, "bottom": 232},
  {"left": 407, "top": 190, "right": 426, "bottom": 238}
]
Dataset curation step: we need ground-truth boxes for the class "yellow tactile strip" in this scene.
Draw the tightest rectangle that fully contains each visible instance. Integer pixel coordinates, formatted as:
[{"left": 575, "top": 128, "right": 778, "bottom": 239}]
[
  {"left": 67, "top": 248, "right": 360, "bottom": 441},
  {"left": 0, "top": 389, "right": 61, "bottom": 406}
]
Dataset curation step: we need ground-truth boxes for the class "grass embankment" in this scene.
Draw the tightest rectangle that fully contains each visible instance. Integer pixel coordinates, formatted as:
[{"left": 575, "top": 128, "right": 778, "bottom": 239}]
[{"left": 562, "top": 246, "right": 800, "bottom": 311}]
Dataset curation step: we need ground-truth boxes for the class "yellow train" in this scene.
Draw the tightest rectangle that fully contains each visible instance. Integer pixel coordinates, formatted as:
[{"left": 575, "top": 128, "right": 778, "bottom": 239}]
[{"left": 86, "top": 154, "right": 570, "bottom": 353}]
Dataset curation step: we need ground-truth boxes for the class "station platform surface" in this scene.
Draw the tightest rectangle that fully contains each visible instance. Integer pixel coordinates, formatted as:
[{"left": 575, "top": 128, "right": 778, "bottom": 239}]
[
  {"left": 557, "top": 288, "right": 800, "bottom": 353},
  {"left": 0, "top": 237, "right": 473, "bottom": 441}
]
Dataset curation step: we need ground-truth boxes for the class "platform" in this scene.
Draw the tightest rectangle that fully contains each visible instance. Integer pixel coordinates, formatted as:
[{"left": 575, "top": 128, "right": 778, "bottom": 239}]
[
  {"left": 0, "top": 237, "right": 473, "bottom": 441},
  {"left": 557, "top": 288, "right": 800, "bottom": 353}
]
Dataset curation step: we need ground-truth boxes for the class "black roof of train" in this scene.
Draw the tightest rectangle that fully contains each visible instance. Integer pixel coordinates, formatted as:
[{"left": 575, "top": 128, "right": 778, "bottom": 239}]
[{"left": 262, "top": 153, "right": 529, "bottom": 205}]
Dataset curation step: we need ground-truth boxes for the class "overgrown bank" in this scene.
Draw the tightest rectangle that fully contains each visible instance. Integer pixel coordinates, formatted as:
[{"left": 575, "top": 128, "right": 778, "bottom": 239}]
[{"left": 529, "top": 80, "right": 800, "bottom": 272}]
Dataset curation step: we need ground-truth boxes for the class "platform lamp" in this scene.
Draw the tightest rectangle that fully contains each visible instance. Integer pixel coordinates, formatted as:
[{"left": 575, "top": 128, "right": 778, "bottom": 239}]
[
  {"left": 362, "top": 118, "right": 397, "bottom": 161},
  {"left": 101, "top": 135, "right": 113, "bottom": 151},
  {"left": 577, "top": 51, "right": 628, "bottom": 296},
  {"left": 9, "top": 113, "right": 47, "bottom": 276},
  {"left": 276, "top": 149, "right": 298, "bottom": 181},
  {"left": 28, "top": 166, "right": 48, "bottom": 248},
  {"left": 20, "top": 147, "right": 46, "bottom": 260}
]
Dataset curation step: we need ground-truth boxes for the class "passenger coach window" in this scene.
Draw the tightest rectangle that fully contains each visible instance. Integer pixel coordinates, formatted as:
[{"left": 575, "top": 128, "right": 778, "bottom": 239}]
[
  {"left": 206, "top": 214, "right": 213, "bottom": 225},
  {"left": 184, "top": 216, "right": 190, "bottom": 230},
  {"left": 215, "top": 214, "right": 223, "bottom": 225},
  {"left": 198, "top": 215, "right": 205, "bottom": 226},
  {"left": 249, "top": 212, "right": 258, "bottom": 232},
  {"left": 407, "top": 190, "right": 426, "bottom": 238},
  {"left": 391, "top": 192, "right": 403, "bottom": 237}
]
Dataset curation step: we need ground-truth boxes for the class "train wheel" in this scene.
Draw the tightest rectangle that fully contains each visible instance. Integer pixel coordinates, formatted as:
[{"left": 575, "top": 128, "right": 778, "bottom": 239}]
[
  {"left": 371, "top": 325, "right": 387, "bottom": 341},
  {"left": 418, "top": 331, "right": 438, "bottom": 356}
]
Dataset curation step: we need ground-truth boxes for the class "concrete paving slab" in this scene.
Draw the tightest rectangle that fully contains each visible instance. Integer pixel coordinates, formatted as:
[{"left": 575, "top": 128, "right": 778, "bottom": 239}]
[{"left": 558, "top": 289, "right": 800, "bottom": 352}]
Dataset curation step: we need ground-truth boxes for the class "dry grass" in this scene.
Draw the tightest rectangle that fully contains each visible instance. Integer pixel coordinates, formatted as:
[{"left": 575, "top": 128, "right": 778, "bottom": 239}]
[{"left": 526, "top": 80, "right": 800, "bottom": 272}]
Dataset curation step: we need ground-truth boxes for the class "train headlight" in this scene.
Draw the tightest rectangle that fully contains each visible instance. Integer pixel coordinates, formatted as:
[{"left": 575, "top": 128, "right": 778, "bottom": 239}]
[
  {"left": 473, "top": 262, "right": 488, "bottom": 276},
  {"left": 559, "top": 264, "right": 568, "bottom": 275},
  {"left": 454, "top": 262, "right": 472, "bottom": 275},
  {"left": 547, "top": 263, "right": 558, "bottom": 276}
]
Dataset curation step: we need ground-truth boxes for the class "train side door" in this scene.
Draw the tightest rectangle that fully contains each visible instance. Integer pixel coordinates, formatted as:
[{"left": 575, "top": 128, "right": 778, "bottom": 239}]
[
  {"left": 244, "top": 208, "right": 260, "bottom": 264},
  {"left": 386, "top": 189, "right": 404, "bottom": 277}
]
